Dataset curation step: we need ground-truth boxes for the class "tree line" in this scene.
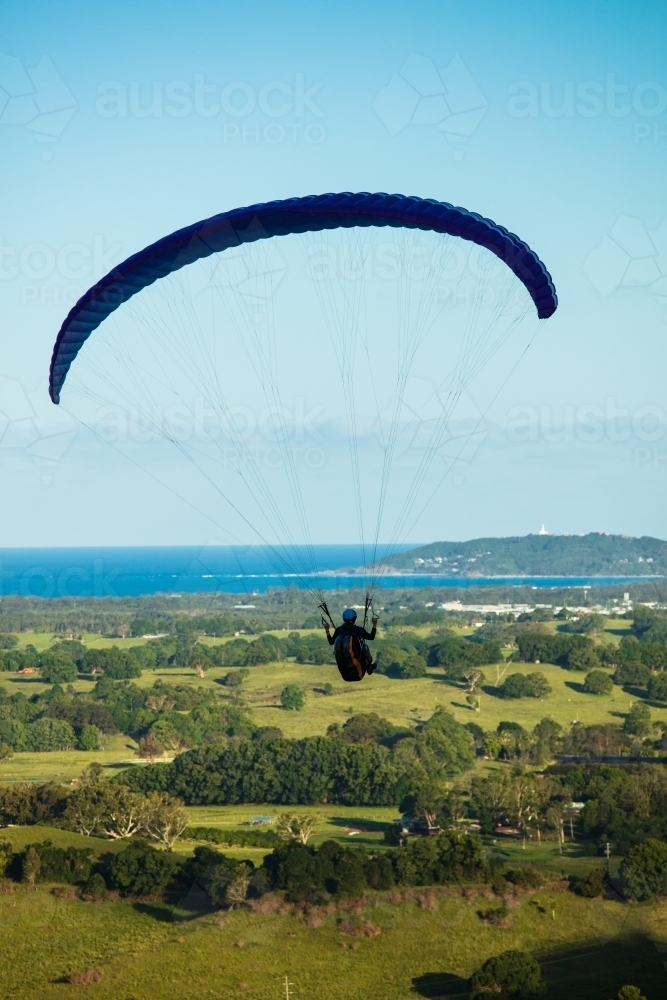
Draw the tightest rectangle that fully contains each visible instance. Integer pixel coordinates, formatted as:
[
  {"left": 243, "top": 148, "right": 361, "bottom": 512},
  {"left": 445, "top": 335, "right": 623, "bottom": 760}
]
[{"left": 119, "top": 708, "right": 477, "bottom": 806}]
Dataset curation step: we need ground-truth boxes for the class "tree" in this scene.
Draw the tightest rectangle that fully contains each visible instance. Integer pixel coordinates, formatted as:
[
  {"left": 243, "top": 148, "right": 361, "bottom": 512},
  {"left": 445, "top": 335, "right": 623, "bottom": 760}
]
[
  {"left": 623, "top": 702, "right": 651, "bottom": 737},
  {"left": 108, "top": 843, "right": 181, "bottom": 896},
  {"left": 499, "top": 672, "right": 551, "bottom": 699},
  {"left": 98, "top": 785, "right": 147, "bottom": 839},
  {"left": 526, "top": 672, "right": 551, "bottom": 698},
  {"left": 340, "top": 713, "right": 397, "bottom": 744},
  {"left": 400, "top": 782, "right": 445, "bottom": 827},
  {"left": 620, "top": 838, "right": 667, "bottom": 901},
  {"left": 38, "top": 650, "right": 77, "bottom": 684},
  {"left": 137, "top": 733, "right": 164, "bottom": 762},
  {"left": 396, "top": 652, "right": 428, "bottom": 679},
  {"left": 615, "top": 661, "right": 651, "bottom": 688},
  {"left": 64, "top": 782, "right": 109, "bottom": 837},
  {"left": 462, "top": 668, "right": 485, "bottom": 692},
  {"left": 26, "top": 718, "right": 77, "bottom": 752},
  {"left": 583, "top": 670, "right": 614, "bottom": 696},
  {"left": 78, "top": 725, "right": 101, "bottom": 751},
  {"left": 276, "top": 812, "right": 320, "bottom": 844},
  {"left": 532, "top": 717, "right": 562, "bottom": 750},
  {"left": 648, "top": 672, "right": 667, "bottom": 702},
  {"left": 22, "top": 845, "right": 41, "bottom": 887},
  {"left": 0, "top": 840, "right": 13, "bottom": 876},
  {"left": 188, "top": 649, "right": 209, "bottom": 679},
  {"left": 439, "top": 791, "right": 467, "bottom": 829},
  {"left": 129, "top": 618, "right": 157, "bottom": 638},
  {"left": 81, "top": 762, "right": 105, "bottom": 785},
  {"left": 142, "top": 792, "right": 189, "bottom": 849},
  {"left": 470, "top": 950, "right": 546, "bottom": 1000},
  {"left": 280, "top": 684, "right": 305, "bottom": 711},
  {"left": 221, "top": 669, "right": 247, "bottom": 688},
  {"left": 616, "top": 987, "right": 647, "bottom": 1000},
  {"left": 566, "top": 644, "right": 601, "bottom": 672},
  {"left": 224, "top": 862, "right": 251, "bottom": 908},
  {"left": 203, "top": 856, "right": 253, "bottom": 908},
  {"left": 83, "top": 647, "right": 141, "bottom": 679}
]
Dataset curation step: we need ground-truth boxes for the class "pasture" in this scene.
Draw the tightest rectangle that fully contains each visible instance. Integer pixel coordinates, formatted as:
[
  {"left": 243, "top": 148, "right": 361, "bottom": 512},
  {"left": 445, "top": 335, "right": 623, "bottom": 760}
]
[
  {"left": 0, "top": 877, "right": 665, "bottom": 999},
  {"left": 0, "top": 620, "right": 663, "bottom": 785}
]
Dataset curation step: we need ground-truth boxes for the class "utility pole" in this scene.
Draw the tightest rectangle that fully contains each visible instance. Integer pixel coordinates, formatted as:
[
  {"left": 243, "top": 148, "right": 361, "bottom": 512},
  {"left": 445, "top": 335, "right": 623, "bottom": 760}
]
[
  {"left": 283, "top": 975, "right": 294, "bottom": 999},
  {"left": 605, "top": 841, "right": 611, "bottom": 875}
]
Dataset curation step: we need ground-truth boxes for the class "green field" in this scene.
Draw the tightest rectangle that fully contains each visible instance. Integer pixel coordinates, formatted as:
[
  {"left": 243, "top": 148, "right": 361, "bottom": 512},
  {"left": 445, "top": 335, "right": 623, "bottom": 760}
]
[
  {"left": 0, "top": 620, "right": 662, "bottom": 784},
  {"left": 0, "top": 876, "right": 665, "bottom": 999},
  {"left": 1, "top": 626, "right": 667, "bottom": 997}
]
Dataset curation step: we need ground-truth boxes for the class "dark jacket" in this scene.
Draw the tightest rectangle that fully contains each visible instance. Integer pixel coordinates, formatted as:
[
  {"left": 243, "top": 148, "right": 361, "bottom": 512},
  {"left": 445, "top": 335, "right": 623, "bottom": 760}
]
[{"left": 326, "top": 621, "right": 376, "bottom": 645}]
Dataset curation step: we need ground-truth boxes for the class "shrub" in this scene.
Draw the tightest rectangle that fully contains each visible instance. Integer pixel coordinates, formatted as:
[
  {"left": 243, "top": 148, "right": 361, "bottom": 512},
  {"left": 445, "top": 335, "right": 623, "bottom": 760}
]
[
  {"left": 583, "top": 670, "right": 613, "bottom": 695},
  {"left": 82, "top": 872, "right": 108, "bottom": 899},
  {"left": 575, "top": 866, "right": 606, "bottom": 897},
  {"left": 21, "top": 841, "right": 93, "bottom": 884},
  {"left": 504, "top": 867, "right": 544, "bottom": 889},
  {"left": 470, "top": 950, "right": 546, "bottom": 1000},
  {"left": 67, "top": 969, "right": 102, "bottom": 985},
  {"left": 477, "top": 903, "right": 510, "bottom": 925},
  {"left": 184, "top": 826, "right": 281, "bottom": 849}
]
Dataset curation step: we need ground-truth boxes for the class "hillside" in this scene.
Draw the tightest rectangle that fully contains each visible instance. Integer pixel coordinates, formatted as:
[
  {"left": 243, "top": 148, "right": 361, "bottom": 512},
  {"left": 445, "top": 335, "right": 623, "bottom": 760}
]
[{"left": 379, "top": 533, "right": 667, "bottom": 577}]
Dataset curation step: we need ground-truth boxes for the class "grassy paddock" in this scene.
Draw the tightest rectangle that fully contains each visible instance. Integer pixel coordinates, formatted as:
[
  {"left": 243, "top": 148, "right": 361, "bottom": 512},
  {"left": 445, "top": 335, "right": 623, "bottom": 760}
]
[
  {"left": 0, "top": 735, "right": 136, "bottom": 783},
  {"left": 0, "top": 619, "right": 665, "bottom": 784},
  {"left": 0, "top": 880, "right": 664, "bottom": 999},
  {"left": 0, "top": 653, "right": 662, "bottom": 782},
  {"left": 0, "top": 823, "right": 128, "bottom": 855}
]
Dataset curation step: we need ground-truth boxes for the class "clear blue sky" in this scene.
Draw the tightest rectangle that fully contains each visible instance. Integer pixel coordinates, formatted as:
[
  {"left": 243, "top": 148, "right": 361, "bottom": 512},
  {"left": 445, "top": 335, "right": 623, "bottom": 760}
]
[{"left": 1, "top": 0, "right": 667, "bottom": 546}]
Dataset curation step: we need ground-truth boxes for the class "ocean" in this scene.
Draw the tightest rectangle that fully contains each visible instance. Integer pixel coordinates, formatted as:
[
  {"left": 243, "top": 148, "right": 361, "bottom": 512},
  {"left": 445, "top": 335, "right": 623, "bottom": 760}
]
[{"left": 0, "top": 546, "right": 660, "bottom": 599}]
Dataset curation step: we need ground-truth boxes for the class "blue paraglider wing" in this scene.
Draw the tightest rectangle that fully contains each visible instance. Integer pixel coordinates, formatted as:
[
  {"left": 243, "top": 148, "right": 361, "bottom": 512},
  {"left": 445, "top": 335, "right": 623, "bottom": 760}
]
[{"left": 49, "top": 192, "right": 557, "bottom": 403}]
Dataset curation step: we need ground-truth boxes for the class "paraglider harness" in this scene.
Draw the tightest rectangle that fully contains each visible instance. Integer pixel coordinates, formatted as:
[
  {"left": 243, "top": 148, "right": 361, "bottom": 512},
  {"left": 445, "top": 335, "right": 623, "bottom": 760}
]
[{"left": 320, "top": 596, "right": 377, "bottom": 683}]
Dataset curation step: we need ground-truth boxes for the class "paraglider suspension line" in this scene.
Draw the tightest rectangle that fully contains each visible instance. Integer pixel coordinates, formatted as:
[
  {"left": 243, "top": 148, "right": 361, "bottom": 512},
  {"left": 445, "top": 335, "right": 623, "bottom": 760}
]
[{"left": 318, "top": 601, "right": 336, "bottom": 629}]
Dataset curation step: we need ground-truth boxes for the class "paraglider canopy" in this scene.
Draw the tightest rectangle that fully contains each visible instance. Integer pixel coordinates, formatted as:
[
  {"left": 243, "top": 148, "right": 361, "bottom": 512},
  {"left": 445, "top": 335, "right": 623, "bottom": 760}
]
[
  {"left": 48, "top": 191, "right": 557, "bottom": 609},
  {"left": 49, "top": 192, "right": 556, "bottom": 404}
]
